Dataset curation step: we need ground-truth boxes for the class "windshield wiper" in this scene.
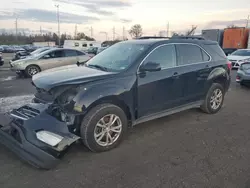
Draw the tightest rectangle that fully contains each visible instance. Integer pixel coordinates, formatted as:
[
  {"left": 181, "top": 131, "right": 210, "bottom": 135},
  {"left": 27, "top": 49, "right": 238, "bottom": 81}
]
[{"left": 86, "top": 64, "right": 109, "bottom": 71}]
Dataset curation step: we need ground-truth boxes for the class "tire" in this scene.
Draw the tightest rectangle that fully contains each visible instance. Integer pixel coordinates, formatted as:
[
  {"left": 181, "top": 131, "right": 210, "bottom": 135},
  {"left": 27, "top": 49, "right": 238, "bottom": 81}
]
[
  {"left": 25, "top": 65, "right": 41, "bottom": 77},
  {"left": 201, "top": 83, "right": 225, "bottom": 114},
  {"left": 80, "top": 104, "right": 128, "bottom": 152}
]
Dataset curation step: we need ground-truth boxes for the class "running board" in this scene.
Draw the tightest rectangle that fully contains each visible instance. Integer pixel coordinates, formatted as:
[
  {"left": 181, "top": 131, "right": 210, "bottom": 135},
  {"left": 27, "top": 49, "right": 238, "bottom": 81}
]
[{"left": 133, "top": 101, "right": 203, "bottom": 126}]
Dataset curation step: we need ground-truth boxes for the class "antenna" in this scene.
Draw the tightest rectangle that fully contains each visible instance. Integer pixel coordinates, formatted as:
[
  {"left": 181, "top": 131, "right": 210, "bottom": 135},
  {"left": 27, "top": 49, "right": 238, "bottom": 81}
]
[{"left": 112, "top": 27, "right": 115, "bottom": 41}]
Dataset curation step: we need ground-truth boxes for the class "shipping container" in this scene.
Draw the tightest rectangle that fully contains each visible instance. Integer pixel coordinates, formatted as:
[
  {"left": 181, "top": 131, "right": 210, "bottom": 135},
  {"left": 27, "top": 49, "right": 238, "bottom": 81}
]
[
  {"left": 248, "top": 30, "right": 250, "bottom": 49},
  {"left": 201, "top": 29, "right": 224, "bottom": 46},
  {"left": 222, "top": 27, "right": 249, "bottom": 49}
]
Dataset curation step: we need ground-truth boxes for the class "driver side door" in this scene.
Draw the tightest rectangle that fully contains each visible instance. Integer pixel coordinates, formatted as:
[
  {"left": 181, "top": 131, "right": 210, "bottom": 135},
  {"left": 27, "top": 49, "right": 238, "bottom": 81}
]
[{"left": 137, "top": 44, "right": 184, "bottom": 117}]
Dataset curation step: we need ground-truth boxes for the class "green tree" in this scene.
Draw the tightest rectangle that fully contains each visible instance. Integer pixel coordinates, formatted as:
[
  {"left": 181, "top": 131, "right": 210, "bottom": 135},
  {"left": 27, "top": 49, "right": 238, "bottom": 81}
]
[{"left": 129, "top": 24, "right": 143, "bottom": 38}]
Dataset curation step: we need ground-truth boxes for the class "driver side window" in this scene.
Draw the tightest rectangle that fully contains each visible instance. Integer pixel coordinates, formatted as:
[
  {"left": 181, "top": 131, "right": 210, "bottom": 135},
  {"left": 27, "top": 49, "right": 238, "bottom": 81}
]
[{"left": 144, "top": 44, "right": 176, "bottom": 69}]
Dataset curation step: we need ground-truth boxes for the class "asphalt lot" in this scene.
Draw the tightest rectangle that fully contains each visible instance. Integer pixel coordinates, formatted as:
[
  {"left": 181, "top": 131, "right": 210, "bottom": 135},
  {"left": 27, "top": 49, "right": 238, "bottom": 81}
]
[{"left": 1, "top": 54, "right": 250, "bottom": 188}]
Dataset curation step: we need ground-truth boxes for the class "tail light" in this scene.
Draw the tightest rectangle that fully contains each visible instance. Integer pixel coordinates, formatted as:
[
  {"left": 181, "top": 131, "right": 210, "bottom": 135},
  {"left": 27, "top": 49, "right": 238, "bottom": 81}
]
[{"left": 227, "top": 61, "right": 232, "bottom": 71}]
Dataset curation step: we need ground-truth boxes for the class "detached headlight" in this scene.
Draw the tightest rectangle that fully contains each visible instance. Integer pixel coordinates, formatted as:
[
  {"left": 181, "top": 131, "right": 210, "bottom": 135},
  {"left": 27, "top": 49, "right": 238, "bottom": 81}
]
[{"left": 36, "top": 130, "right": 63, "bottom": 146}]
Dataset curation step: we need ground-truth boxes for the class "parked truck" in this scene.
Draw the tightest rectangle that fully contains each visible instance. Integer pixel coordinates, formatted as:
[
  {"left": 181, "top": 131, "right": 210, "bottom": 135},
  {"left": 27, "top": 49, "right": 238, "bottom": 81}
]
[
  {"left": 202, "top": 29, "right": 224, "bottom": 47},
  {"left": 223, "top": 27, "right": 249, "bottom": 49}
]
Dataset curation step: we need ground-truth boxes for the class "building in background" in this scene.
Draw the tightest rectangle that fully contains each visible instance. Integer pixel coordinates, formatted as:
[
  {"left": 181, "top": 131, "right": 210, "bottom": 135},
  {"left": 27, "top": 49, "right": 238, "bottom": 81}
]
[{"left": 32, "top": 41, "right": 56, "bottom": 47}]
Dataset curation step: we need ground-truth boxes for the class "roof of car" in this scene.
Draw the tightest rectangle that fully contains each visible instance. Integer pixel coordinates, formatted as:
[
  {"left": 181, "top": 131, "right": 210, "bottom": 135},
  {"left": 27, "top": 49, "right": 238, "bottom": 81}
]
[{"left": 121, "top": 37, "right": 217, "bottom": 46}]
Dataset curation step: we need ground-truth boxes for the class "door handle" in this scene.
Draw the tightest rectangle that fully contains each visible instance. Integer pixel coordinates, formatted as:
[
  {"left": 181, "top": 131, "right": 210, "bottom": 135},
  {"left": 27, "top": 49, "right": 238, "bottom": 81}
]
[
  {"left": 205, "top": 64, "right": 210, "bottom": 68},
  {"left": 172, "top": 72, "right": 179, "bottom": 79}
]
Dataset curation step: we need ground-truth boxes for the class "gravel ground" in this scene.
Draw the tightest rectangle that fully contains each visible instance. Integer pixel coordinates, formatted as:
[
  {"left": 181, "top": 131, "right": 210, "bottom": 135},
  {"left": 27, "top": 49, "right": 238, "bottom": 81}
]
[{"left": 0, "top": 58, "right": 250, "bottom": 188}]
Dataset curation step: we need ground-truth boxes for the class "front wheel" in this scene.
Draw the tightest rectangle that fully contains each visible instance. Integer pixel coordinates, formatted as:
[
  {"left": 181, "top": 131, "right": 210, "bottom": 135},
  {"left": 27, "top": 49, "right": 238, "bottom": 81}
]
[
  {"left": 25, "top": 65, "right": 40, "bottom": 77},
  {"left": 201, "top": 83, "right": 225, "bottom": 114},
  {"left": 80, "top": 104, "right": 128, "bottom": 152}
]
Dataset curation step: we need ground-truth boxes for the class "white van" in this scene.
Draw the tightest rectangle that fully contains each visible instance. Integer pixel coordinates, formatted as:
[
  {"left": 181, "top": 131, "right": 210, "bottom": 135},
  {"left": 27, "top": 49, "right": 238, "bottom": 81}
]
[{"left": 64, "top": 39, "right": 102, "bottom": 51}]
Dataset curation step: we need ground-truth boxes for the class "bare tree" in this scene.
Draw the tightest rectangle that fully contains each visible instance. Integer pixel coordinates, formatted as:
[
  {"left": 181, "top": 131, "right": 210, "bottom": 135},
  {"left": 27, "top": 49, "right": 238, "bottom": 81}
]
[{"left": 129, "top": 24, "right": 143, "bottom": 38}]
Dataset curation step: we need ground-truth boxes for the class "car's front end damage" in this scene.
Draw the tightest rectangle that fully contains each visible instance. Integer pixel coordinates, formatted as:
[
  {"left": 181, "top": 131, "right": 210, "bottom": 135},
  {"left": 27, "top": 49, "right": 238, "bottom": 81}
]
[
  {"left": 0, "top": 101, "right": 80, "bottom": 169},
  {"left": 0, "top": 64, "right": 116, "bottom": 169}
]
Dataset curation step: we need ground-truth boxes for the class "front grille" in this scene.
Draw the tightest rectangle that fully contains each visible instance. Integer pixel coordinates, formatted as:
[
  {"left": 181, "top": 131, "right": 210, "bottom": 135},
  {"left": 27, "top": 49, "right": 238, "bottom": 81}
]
[{"left": 10, "top": 105, "right": 40, "bottom": 120}]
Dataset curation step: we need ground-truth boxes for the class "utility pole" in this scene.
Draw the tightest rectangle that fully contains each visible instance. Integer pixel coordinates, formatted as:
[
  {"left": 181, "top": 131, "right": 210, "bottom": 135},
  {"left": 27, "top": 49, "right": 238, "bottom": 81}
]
[
  {"left": 15, "top": 18, "right": 18, "bottom": 42},
  {"left": 246, "top": 15, "right": 250, "bottom": 28},
  {"left": 74, "top": 24, "right": 77, "bottom": 39},
  {"left": 113, "top": 27, "right": 115, "bottom": 41},
  {"left": 55, "top": 4, "right": 60, "bottom": 46},
  {"left": 167, "top": 21, "right": 169, "bottom": 37},
  {"left": 122, "top": 26, "right": 126, "bottom": 40},
  {"left": 40, "top": 26, "right": 42, "bottom": 35},
  {"left": 90, "top": 26, "right": 93, "bottom": 38}
]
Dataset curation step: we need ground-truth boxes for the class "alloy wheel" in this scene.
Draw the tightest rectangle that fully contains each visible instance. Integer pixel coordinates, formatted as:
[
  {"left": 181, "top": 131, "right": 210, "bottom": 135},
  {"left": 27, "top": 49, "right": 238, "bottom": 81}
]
[
  {"left": 94, "top": 114, "right": 122, "bottom": 147},
  {"left": 210, "top": 88, "right": 223, "bottom": 110}
]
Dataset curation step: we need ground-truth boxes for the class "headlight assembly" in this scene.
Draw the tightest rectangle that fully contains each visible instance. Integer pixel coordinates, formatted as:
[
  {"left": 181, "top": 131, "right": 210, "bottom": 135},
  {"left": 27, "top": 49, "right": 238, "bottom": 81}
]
[{"left": 36, "top": 130, "right": 63, "bottom": 146}]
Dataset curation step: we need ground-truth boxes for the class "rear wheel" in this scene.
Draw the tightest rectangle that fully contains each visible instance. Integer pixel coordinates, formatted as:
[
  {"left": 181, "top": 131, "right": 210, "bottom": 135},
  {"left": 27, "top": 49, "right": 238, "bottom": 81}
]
[
  {"left": 80, "top": 104, "right": 128, "bottom": 152},
  {"left": 25, "top": 65, "right": 40, "bottom": 77},
  {"left": 201, "top": 83, "right": 225, "bottom": 114}
]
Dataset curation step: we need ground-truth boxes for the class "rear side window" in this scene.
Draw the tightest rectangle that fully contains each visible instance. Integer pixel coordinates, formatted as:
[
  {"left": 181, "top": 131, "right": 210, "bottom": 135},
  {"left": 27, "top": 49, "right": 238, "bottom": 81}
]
[
  {"left": 176, "top": 44, "right": 204, "bottom": 65},
  {"left": 76, "top": 50, "right": 86, "bottom": 56},
  {"left": 64, "top": 49, "right": 78, "bottom": 57},
  {"left": 47, "top": 50, "right": 65, "bottom": 58},
  {"left": 203, "top": 44, "right": 226, "bottom": 61}
]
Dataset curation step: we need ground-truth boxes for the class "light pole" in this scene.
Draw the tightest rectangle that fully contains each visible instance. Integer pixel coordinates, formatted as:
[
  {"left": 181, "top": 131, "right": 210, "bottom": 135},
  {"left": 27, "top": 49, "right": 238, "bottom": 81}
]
[{"left": 55, "top": 4, "right": 60, "bottom": 46}]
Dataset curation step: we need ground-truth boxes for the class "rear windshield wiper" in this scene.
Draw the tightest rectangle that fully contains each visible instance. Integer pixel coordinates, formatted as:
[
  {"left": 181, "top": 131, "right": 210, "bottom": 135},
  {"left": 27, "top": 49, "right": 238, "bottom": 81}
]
[{"left": 86, "top": 64, "right": 109, "bottom": 71}]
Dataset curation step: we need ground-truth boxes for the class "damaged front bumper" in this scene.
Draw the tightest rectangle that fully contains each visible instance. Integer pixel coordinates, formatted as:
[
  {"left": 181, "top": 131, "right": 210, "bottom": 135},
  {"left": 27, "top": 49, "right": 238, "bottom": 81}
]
[{"left": 0, "top": 103, "right": 80, "bottom": 169}]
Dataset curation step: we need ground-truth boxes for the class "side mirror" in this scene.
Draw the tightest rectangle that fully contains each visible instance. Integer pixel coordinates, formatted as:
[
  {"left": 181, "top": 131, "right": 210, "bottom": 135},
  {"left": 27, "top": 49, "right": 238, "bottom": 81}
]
[{"left": 139, "top": 61, "right": 161, "bottom": 72}]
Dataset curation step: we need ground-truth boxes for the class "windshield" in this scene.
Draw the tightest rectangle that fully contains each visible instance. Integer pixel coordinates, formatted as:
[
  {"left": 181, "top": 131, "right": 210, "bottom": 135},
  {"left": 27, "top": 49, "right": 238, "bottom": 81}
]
[
  {"left": 85, "top": 42, "right": 147, "bottom": 72},
  {"left": 30, "top": 48, "right": 50, "bottom": 56},
  {"left": 231, "top": 50, "right": 250, "bottom": 56}
]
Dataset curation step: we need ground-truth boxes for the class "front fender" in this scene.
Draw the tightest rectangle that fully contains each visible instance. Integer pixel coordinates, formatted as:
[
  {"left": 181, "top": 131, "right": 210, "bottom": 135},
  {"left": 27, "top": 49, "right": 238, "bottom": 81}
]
[{"left": 72, "top": 75, "right": 136, "bottom": 117}]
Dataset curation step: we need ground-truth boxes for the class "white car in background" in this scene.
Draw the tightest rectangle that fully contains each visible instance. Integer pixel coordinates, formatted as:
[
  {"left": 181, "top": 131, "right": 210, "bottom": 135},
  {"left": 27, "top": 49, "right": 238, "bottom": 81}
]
[{"left": 227, "top": 49, "right": 250, "bottom": 69}]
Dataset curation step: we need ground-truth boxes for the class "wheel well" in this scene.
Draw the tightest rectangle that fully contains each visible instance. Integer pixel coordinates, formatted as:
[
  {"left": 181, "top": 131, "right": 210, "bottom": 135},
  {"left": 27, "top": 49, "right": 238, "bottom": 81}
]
[
  {"left": 26, "top": 64, "right": 41, "bottom": 71},
  {"left": 87, "top": 96, "right": 132, "bottom": 122},
  {"left": 213, "top": 76, "right": 227, "bottom": 90}
]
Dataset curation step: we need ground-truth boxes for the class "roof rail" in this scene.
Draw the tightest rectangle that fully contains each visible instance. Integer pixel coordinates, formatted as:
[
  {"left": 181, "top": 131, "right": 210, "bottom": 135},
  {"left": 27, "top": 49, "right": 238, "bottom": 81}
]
[
  {"left": 170, "top": 36, "right": 205, "bottom": 40},
  {"left": 137, "top": 36, "right": 170, "bottom": 40}
]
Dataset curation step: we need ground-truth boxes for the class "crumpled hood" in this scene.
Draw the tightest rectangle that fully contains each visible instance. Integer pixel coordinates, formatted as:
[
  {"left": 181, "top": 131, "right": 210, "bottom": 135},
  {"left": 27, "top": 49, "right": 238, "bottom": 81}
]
[
  {"left": 227, "top": 55, "right": 250, "bottom": 61},
  {"left": 32, "top": 64, "right": 116, "bottom": 91}
]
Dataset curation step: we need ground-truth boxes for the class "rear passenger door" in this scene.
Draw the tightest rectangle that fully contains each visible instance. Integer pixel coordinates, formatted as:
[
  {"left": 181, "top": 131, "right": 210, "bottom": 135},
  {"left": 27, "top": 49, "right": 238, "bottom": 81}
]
[
  {"left": 64, "top": 49, "right": 79, "bottom": 65},
  {"left": 175, "top": 43, "right": 211, "bottom": 103}
]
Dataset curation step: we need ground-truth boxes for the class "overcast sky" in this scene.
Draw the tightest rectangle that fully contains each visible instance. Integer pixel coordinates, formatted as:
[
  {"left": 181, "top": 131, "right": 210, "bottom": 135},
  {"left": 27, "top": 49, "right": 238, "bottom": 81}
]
[{"left": 0, "top": 0, "right": 249, "bottom": 41}]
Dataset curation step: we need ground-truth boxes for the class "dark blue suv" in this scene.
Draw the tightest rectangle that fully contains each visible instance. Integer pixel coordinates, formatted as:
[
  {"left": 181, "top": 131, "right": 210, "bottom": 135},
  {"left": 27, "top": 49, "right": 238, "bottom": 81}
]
[{"left": 0, "top": 36, "right": 231, "bottom": 169}]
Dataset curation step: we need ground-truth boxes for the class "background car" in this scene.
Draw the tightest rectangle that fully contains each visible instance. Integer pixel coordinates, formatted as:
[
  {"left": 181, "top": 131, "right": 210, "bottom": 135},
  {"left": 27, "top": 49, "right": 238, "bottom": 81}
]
[
  {"left": 227, "top": 49, "right": 250, "bottom": 69},
  {"left": 223, "top": 48, "right": 237, "bottom": 56},
  {"left": 86, "top": 47, "right": 98, "bottom": 55},
  {"left": 10, "top": 48, "right": 92, "bottom": 77},
  {"left": 0, "top": 46, "right": 4, "bottom": 53},
  {"left": 236, "top": 62, "right": 250, "bottom": 86},
  {"left": 11, "top": 46, "right": 52, "bottom": 62},
  {"left": 96, "top": 46, "right": 108, "bottom": 54},
  {"left": 0, "top": 52, "right": 4, "bottom": 66}
]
